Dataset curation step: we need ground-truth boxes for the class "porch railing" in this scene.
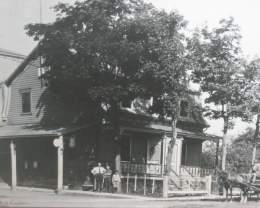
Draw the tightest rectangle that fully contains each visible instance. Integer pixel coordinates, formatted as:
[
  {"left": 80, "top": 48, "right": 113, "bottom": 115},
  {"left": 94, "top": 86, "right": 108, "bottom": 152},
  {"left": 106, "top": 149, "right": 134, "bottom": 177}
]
[
  {"left": 180, "top": 165, "right": 215, "bottom": 177},
  {"left": 121, "top": 161, "right": 165, "bottom": 176}
]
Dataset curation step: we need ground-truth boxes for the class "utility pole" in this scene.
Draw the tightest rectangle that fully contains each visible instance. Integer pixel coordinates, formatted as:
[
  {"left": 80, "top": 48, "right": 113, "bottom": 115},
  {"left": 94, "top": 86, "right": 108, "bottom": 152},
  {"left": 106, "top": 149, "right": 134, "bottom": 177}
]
[
  {"left": 39, "top": 0, "right": 42, "bottom": 23},
  {"left": 252, "top": 106, "right": 260, "bottom": 166}
]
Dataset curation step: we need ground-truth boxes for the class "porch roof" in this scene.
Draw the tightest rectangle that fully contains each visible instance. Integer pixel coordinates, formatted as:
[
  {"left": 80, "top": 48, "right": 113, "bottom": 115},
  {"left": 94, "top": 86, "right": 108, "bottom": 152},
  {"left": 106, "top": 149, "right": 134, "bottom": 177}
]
[
  {"left": 0, "top": 124, "right": 94, "bottom": 139},
  {"left": 121, "top": 123, "right": 221, "bottom": 141}
]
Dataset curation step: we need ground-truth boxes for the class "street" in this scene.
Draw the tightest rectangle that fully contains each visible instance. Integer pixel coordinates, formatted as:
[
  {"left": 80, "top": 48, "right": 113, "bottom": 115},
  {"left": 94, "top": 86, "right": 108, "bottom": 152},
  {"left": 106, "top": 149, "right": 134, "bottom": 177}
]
[{"left": 0, "top": 188, "right": 260, "bottom": 208}]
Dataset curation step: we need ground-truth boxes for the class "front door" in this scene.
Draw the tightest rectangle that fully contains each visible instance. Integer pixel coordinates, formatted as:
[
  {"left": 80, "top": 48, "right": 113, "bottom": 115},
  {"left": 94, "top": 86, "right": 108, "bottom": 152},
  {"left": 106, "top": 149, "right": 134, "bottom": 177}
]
[{"left": 146, "top": 136, "right": 162, "bottom": 174}]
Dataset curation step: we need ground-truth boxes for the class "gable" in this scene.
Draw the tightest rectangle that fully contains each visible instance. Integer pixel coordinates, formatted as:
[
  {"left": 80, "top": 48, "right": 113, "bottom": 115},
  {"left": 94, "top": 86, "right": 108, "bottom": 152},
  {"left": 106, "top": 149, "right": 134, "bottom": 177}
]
[
  {"left": 5, "top": 46, "right": 38, "bottom": 86},
  {"left": 6, "top": 54, "right": 84, "bottom": 127}
]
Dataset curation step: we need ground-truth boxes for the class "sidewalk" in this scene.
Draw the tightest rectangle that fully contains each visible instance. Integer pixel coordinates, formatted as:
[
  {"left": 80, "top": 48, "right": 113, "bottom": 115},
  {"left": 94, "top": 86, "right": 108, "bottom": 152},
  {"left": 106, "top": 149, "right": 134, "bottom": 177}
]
[
  {"left": 1, "top": 187, "right": 249, "bottom": 208},
  {"left": 1, "top": 186, "right": 224, "bottom": 201}
]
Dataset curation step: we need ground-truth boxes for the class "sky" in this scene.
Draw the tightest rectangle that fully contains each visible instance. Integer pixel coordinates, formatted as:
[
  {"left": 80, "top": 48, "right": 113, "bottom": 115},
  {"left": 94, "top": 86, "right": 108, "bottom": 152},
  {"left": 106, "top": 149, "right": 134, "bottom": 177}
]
[{"left": 0, "top": 0, "right": 259, "bottom": 137}]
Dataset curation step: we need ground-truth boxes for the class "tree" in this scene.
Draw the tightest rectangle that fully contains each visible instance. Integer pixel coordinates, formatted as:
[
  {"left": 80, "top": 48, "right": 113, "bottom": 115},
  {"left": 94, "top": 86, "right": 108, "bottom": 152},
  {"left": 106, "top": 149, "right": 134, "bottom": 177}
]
[
  {"left": 242, "top": 58, "right": 260, "bottom": 165},
  {"left": 189, "top": 17, "right": 249, "bottom": 171},
  {"left": 201, "top": 140, "right": 218, "bottom": 169},
  {"left": 226, "top": 128, "right": 254, "bottom": 173},
  {"left": 25, "top": 0, "right": 190, "bottom": 173}
]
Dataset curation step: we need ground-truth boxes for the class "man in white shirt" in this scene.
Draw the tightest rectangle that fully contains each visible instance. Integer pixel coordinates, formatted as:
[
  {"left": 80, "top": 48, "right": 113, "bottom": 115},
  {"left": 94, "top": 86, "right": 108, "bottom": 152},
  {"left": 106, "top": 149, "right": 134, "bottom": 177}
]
[{"left": 91, "top": 162, "right": 106, "bottom": 192}]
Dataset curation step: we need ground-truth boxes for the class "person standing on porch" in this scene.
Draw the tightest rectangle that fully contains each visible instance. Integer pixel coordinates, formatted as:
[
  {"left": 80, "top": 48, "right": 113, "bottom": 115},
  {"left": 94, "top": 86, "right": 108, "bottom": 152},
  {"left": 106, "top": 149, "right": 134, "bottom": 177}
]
[
  {"left": 103, "top": 164, "right": 112, "bottom": 192},
  {"left": 91, "top": 162, "right": 106, "bottom": 192}
]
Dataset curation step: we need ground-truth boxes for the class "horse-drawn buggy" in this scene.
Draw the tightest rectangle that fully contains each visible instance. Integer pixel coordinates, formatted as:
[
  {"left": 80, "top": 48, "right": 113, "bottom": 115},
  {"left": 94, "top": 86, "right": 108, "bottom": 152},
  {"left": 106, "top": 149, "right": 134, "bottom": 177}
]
[{"left": 218, "top": 163, "right": 260, "bottom": 203}]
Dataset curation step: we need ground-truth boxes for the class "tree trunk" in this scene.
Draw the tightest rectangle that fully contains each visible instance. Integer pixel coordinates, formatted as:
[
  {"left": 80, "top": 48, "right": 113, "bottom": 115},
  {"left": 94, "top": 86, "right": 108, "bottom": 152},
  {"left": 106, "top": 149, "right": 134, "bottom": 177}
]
[
  {"left": 252, "top": 113, "right": 260, "bottom": 166},
  {"left": 215, "top": 139, "right": 219, "bottom": 168},
  {"left": 111, "top": 102, "right": 121, "bottom": 173},
  {"left": 221, "top": 116, "right": 228, "bottom": 171},
  {"left": 165, "top": 118, "right": 177, "bottom": 175}
]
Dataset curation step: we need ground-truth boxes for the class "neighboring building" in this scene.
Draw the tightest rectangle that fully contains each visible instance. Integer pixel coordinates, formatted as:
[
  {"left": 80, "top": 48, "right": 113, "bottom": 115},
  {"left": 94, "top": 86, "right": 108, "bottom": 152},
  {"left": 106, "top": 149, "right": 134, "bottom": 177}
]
[
  {"left": 0, "top": 48, "right": 26, "bottom": 81},
  {"left": 0, "top": 47, "right": 220, "bottom": 196}
]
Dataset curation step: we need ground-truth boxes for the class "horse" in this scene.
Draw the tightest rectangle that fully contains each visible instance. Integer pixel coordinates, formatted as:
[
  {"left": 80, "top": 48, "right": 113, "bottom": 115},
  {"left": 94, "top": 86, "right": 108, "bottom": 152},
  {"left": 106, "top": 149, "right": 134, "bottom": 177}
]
[{"left": 217, "top": 170, "right": 251, "bottom": 203}]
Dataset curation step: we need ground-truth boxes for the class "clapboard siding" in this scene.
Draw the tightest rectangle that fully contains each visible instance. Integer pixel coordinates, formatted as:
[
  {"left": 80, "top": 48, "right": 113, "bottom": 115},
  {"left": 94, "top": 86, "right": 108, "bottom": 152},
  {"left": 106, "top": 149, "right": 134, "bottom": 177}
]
[
  {"left": 7, "top": 58, "right": 43, "bottom": 125},
  {"left": 7, "top": 58, "right": 77, "bottom": 126}
]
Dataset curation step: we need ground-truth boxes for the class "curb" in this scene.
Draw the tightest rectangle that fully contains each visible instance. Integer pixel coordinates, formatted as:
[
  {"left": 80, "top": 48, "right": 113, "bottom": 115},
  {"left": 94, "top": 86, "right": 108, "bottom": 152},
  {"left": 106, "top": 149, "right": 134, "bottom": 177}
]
[{"left": 63, "top": 190, "right": 150, "bottom": 200}]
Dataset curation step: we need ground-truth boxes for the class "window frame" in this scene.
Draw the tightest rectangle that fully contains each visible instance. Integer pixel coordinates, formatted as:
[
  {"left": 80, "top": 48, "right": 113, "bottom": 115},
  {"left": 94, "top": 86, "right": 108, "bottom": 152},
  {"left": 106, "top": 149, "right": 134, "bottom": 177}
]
[{"left": 20, "top": 88, "right": 32, "bottom": 115}]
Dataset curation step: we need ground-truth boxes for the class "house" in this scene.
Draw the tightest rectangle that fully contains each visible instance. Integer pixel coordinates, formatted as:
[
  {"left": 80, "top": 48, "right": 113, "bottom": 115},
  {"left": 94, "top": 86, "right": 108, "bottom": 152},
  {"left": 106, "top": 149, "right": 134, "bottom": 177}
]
[
  {"left": 0, "top": 47, "right": 220, "bottom": 196},
  {"left": 0, "top": 48, "right": 26, "bottom": 82}
]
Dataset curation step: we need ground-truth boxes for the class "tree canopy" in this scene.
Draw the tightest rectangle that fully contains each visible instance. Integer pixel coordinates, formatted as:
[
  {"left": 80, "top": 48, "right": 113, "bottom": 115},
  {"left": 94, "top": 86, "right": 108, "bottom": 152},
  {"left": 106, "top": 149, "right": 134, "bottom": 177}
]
[
  {"left": 188, "top": 17, "right": 253, "bottom": 170},
  {"left": 25, "top": 0, "right": 189, "bottom": 124}
]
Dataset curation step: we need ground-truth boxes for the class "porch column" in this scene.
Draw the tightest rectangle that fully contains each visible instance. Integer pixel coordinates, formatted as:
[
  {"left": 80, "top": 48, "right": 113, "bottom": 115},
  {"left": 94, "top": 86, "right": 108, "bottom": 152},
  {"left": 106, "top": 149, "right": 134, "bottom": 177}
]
[
  {"left": 114, "top": 136, "right": 121, "bottom": 173},
  {"left": 115, "top": 129, "right": 123, "bottom": 193},
  {"left": 10, "top": 139, "right": 17, "bottom": 190},
  {"left": 53, "top": 136, "right": 64, "bottom": 193},
  {"left": 161, "top": 134, "right": 167, "bottom": 174},
  {"left": 115, "top": 128, "right": 125, "bottom": 174},
  {"left": 176, "top": 137, "right": 183, "bottom": 175},
  {"left": 163, "top": 175, "right": 169, "bottom": 198}
]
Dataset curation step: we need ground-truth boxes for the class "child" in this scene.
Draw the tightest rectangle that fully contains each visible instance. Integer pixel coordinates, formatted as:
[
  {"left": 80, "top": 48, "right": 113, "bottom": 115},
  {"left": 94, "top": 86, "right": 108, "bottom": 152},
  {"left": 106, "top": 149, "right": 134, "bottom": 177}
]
[{"left": 112, "top": 171, "right": 121, "bottom": 193}]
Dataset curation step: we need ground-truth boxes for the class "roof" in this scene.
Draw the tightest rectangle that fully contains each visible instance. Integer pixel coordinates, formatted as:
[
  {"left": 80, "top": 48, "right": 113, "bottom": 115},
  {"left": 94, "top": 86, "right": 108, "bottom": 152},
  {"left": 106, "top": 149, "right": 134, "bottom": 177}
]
[
  {"left": 117, "top": 109, "right": 220, "bottom": 141},
  {"left": 0, "top": 48, "right": 26, "bottom": 60},
  {"left": 120, "top": 107, "right": 209, "bottom": 129},
  {"left": 0, "top": 124, "right": 95, "bottom": 139},
  {"left": 5, "top": 46, "right": 38, "bottom": 86},
  {"left": 120, "top": 122, "right": 220, "bottom": 141}
]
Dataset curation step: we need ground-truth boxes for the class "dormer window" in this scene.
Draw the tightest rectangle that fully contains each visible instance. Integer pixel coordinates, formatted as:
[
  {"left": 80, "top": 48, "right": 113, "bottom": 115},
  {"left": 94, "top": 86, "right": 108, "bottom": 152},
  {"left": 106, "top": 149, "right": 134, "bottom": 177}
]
[{"left": 180, "top": 100, "right": 189, "bottom": 117}]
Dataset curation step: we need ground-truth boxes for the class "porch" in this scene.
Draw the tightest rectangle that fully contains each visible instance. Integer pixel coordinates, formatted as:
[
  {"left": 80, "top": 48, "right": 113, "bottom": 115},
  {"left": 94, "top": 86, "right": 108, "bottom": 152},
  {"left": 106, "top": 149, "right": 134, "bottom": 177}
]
[
  {"left": 114, "top": 126, "right": 218, "bottom": 196},
  {"left": 121, "top": 161, "right": 215, "bottom": 177},
  {"left": 0, "top": 122, "right": 219, "bottom": 197},
  {"left": 119, "top": 161, "right": 214, "bottom": 196}
]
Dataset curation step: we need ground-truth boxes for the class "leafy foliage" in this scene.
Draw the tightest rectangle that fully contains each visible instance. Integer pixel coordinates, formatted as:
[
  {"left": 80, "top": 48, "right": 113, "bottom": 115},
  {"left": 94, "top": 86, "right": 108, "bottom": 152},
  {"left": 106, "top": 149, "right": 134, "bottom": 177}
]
[
  {"left": 226, "top": 128, "right": 254, "bottom": 173},
  {"left": 25, "top": 0, "right": 190, "bottom": 124},
  {"left": 189, "top": 17, "right": 249, "bottom": 121},
  {"left": 201, "top": 141, "right": 217, "bottom": 169},
  {"left": 188, "top": 17, "right": 254, "bottom": 170}
]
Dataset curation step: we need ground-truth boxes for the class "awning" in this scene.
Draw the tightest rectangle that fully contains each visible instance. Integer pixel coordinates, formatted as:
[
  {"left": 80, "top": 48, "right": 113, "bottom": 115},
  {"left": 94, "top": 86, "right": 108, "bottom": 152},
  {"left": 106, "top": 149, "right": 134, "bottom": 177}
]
[{"left": 0, "top": 123, "right": 95, "bottom": 140}]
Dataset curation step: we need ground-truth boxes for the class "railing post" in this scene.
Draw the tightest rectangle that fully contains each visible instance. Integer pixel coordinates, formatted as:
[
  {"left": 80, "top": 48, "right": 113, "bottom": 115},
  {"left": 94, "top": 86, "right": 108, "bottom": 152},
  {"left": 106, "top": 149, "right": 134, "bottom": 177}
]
[
  {"left": 206, "top": 175, "right": 212, "bottom": 195},
  {"left": 134, "top": 174, "right": 137, "bottom": 192},
  {"left": 10, "top": 140, "right": 17, "bottom": 190},
  {"left": 152, "top": 179, "right": 155, "bottom": 194},
  {"left": 126, "top": 173, "right": 129, "bottom": 193},
  {"left": 163, "top": 175, "right": 168, "bottom": 198},
  {"left": 144, "top": 174, "right": 147, "bottom": 195}
]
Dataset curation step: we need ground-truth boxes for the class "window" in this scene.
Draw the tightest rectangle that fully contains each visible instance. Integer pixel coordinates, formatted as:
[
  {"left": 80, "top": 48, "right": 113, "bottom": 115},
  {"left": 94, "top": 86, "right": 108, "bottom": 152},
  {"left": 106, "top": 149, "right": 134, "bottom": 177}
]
[
  {"left": 38, "top": 56, "right": 50, "bottom": 87},
  {"left": 21, "top": 90, "right": 31, "bottom": 113},
  {"left": 121, "top": 99, "right": 132, "bottom": 108},
  {"left": 180, "top": 100, "right": 189, "bottom": 117},
  {"left": 37, "top": 67, "right": 46, "bottom": 77}
]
